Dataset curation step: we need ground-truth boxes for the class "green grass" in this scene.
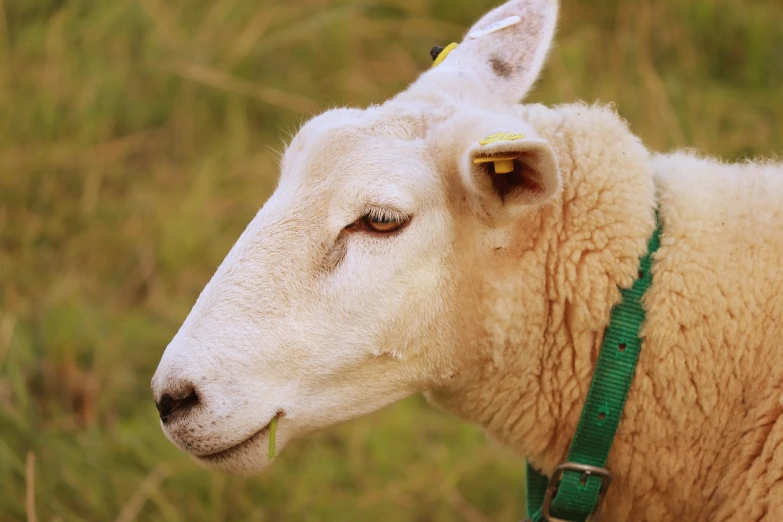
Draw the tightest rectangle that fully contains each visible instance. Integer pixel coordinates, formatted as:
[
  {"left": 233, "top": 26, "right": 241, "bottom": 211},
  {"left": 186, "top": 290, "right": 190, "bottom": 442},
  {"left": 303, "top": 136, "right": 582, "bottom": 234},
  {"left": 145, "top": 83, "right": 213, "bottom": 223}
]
[{"left": 1, "top": 0, "right": 781, "bottom": 520}]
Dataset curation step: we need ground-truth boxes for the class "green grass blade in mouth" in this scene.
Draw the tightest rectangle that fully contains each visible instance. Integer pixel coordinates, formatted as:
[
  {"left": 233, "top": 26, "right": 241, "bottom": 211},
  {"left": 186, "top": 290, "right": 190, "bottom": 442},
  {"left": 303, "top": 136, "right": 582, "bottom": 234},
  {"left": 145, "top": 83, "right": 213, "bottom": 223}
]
[{"left": 268, "top": 417, "right": 278, "bottom": 460}]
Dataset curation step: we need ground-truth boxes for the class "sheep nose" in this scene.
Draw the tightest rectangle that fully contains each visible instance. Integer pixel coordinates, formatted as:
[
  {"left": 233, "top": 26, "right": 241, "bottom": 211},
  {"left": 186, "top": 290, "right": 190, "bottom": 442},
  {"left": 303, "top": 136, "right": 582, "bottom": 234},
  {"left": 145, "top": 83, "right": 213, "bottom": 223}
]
[{"left": 155, "top": 386, "right": 199, "bottom": 423}]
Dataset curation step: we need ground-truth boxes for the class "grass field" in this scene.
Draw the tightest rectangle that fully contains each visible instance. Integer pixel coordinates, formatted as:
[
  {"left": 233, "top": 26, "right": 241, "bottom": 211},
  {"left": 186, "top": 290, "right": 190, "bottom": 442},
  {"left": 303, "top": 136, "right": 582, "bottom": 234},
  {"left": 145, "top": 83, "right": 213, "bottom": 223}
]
[{"left": 1, "top": 0, "right": 782, "bottom": 520}]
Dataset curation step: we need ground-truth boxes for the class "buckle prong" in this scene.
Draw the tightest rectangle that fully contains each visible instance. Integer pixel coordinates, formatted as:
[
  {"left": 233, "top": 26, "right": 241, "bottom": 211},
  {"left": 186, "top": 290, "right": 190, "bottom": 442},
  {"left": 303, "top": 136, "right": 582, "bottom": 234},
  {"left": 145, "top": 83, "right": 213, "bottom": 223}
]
[{"left": 541, "top": 462, "right": 612, "bottom": 522}]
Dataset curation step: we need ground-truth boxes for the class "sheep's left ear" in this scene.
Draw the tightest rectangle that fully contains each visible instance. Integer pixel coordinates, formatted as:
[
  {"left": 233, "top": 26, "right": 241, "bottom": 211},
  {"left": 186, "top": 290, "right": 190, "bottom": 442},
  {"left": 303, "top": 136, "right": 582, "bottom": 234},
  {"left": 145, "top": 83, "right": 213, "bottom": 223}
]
[{"left": 461, "top": 129, "right": 560, "bottom": 220}]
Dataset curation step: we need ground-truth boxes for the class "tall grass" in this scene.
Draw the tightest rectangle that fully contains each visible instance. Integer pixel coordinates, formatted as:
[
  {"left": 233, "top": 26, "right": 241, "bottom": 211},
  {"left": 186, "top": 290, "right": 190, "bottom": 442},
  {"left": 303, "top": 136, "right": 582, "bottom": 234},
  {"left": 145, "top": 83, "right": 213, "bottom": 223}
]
[{"left": 1, "top": 0, "right": 781, "bottom": 520}]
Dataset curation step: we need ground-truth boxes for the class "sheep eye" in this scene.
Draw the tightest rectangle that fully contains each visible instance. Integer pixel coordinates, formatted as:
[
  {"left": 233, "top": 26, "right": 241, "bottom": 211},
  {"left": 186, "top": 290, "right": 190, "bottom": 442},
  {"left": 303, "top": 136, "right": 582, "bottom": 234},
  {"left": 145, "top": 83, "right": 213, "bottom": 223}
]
[
  {"left": 361, "top": 215, "right": 402, "bottom": 233},
  {"left": 351, "top": 208, "right": 409, "bottom": 234}
]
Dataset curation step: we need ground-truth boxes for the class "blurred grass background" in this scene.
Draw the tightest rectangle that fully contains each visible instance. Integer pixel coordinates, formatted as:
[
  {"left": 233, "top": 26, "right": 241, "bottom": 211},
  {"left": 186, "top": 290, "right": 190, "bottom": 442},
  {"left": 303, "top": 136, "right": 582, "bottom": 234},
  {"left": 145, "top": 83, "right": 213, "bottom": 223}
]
[{"left": 1, "top": 0, "right": 781, "bottom": 520}]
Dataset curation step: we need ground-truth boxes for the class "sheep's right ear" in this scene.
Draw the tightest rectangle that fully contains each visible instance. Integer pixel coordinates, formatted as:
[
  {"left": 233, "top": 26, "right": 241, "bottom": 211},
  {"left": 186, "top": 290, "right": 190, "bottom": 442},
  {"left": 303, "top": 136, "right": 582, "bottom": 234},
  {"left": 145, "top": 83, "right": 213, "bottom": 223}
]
[
  {"left": 460, "top": 128, "right": 560, "bottom": 221},
  {"left": 401, "top": 0, "right": 559, "bottom": 105}
]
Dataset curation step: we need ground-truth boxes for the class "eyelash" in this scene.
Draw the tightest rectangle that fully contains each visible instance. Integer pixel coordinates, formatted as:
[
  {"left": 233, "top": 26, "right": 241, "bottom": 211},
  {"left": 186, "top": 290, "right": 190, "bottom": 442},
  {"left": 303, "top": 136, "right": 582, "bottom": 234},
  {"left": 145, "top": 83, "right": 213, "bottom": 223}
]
[
  {"left": 364, "top": 206, "right": 407, "bottom": 224},
  {"left": 347, "top": 206, "right": 410, "bottom": 233}
]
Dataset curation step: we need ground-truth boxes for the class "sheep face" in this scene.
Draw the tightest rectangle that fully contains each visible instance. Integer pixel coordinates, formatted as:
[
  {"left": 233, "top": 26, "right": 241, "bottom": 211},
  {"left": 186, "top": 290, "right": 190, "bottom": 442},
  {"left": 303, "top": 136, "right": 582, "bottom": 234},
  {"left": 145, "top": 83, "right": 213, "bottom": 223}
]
[
  {"left": 151, "top": 106, "right": 461, "bottom": 475},
  {"left": 151, "top": 0, "right": 560, "bottom": 475}
]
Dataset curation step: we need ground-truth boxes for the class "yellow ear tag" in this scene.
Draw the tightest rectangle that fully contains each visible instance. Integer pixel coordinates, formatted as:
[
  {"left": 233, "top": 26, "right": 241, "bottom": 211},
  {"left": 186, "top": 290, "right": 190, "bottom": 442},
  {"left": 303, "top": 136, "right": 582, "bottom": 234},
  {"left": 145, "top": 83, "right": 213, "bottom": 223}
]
[
  {"left": 431, "top": 42, "right": 459, "bottom": 68},
  {"left": 479, "top": 132, "right": 526, "bottom": 145},
  {"left": 474, "top": 132, "right": 527, "bottom": 173},
  {"left": 473, "top": 155, "right": 518, "bottom": 174}
]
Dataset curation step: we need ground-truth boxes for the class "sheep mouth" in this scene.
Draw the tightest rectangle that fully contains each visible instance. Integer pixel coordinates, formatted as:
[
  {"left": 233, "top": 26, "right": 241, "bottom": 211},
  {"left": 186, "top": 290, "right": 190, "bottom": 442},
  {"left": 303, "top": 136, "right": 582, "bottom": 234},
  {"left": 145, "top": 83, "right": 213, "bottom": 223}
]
[{"left": 196, "top": 411, "right": 283, "bottom": 462}]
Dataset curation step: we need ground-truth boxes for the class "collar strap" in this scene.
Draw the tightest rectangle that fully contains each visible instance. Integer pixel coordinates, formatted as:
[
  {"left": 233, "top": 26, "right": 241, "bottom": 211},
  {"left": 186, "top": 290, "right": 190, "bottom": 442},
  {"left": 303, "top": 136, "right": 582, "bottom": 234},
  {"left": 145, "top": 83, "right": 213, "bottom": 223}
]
[{"left": 525, "top": 213, "right": 662, "bottom": 522}]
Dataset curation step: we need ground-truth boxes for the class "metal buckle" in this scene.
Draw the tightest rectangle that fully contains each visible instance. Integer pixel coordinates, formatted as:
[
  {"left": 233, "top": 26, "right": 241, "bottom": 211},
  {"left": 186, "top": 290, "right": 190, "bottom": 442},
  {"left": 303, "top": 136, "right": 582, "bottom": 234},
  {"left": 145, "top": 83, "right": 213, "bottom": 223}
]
[{"left": 541, "top": 462, "right": 612, "bottom": 522}]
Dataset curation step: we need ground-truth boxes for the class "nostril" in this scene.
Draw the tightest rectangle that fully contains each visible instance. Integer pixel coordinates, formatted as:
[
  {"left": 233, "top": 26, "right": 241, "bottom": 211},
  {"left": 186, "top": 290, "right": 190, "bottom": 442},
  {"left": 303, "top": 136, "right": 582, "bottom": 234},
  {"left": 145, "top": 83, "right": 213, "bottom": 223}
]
[{"left": 156, "top": 387, "right": 199, "bottom": 423}]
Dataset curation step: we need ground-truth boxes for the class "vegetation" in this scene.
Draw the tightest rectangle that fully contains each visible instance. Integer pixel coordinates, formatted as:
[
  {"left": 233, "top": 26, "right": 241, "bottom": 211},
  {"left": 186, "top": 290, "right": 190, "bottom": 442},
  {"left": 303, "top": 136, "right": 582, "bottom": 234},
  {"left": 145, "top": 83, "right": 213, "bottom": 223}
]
[{"left": 1, "top": 0, "right": 781, "bottom": 520}]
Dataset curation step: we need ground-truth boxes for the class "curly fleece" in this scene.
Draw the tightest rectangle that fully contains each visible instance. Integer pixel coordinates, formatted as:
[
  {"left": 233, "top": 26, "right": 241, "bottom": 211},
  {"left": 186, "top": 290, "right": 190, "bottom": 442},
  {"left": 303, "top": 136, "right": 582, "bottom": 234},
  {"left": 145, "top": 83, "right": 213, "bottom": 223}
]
[{"left": 427, "top": 102, "right": 783, "bottom": 521}]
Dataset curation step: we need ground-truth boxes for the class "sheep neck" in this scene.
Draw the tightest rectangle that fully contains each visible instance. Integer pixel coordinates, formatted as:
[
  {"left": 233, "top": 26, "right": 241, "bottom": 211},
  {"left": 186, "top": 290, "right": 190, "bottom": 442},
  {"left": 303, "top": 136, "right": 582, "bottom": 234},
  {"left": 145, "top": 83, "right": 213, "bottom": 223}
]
[{"left": 426, "top": 104, "right": 658, "bottom": 478}]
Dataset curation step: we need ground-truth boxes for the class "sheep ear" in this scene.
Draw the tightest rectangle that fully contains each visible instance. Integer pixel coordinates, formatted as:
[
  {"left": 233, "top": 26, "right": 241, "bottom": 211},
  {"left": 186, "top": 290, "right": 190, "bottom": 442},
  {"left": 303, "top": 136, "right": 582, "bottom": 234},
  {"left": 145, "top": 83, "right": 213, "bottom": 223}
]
[
  {"left": 405, "top": 0, "right": 559, "bottom": 104},
  {"left": 461, "top": 129, "right": 560, "bottom": 219}
]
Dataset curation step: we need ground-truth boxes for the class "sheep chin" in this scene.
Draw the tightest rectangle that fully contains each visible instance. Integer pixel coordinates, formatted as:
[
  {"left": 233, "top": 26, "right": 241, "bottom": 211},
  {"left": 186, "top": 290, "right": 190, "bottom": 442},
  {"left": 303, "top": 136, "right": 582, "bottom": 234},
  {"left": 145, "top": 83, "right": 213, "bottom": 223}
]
[{"left": 191, "top": 429, "right": 278, "bottom": 476}]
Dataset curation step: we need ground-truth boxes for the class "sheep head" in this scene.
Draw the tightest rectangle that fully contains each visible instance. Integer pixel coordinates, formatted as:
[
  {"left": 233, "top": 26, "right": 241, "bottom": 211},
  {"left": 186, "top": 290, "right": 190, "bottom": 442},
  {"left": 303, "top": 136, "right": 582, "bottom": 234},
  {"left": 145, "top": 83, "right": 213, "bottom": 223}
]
[{"left": 151, "top": 0, "right": 561, "bottom": 475}]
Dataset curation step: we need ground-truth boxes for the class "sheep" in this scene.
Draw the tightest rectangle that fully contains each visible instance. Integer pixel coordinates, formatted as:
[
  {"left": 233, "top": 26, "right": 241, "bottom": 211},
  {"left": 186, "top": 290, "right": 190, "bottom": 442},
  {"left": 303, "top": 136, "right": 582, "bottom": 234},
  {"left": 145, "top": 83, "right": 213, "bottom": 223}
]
[{"left": 150, "top": 0, "right": 783, "bottom": 520}]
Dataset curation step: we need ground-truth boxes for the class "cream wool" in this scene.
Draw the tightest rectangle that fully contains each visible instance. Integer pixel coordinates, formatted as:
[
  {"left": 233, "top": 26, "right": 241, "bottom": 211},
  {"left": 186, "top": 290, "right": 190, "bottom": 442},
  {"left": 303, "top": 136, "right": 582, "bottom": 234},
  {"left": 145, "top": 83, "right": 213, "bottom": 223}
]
[
  {"left": 151, "top": 0, "right": 783, "bottom": 519},
  {"left": 428, "top": 102, "right": 783, "bottom": 521}
]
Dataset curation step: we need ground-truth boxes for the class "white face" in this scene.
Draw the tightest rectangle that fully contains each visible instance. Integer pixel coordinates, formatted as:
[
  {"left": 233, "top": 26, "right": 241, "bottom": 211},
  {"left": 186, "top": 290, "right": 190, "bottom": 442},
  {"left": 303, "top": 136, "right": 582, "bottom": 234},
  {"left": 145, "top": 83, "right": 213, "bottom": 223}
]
[
  {"left": 151, "top": 106, "right": 460, "bottom": 474},
  {"left": 151, "top": 0, "right": 561, "bottom": 475}
]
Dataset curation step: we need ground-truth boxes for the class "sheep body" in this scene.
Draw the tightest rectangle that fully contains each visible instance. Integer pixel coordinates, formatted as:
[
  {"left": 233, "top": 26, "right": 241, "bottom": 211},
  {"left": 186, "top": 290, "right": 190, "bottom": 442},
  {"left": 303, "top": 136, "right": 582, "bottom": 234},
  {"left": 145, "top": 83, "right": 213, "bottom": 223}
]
[{"left": 427, "top": 101, "right": 783, "bottom": 521}]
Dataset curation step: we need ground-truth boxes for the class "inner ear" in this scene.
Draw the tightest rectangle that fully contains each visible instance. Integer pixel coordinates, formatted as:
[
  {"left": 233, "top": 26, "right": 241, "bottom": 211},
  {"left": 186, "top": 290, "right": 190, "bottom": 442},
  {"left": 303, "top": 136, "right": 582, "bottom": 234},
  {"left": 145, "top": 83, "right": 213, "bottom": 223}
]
[
  {"left": 475, "top": 154, "right": 544, "bottom": 203},
  {"left": 461, "top": 132, "right": 561, "bottom": 215}
]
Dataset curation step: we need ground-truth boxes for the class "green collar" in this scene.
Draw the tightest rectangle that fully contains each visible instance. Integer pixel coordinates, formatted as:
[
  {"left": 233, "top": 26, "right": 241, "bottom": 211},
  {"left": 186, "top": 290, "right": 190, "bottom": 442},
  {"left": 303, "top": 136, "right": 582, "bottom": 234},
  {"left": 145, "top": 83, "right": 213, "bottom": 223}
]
[{"left": 525, "top": 214, "right": 662, "bottom": 522}]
